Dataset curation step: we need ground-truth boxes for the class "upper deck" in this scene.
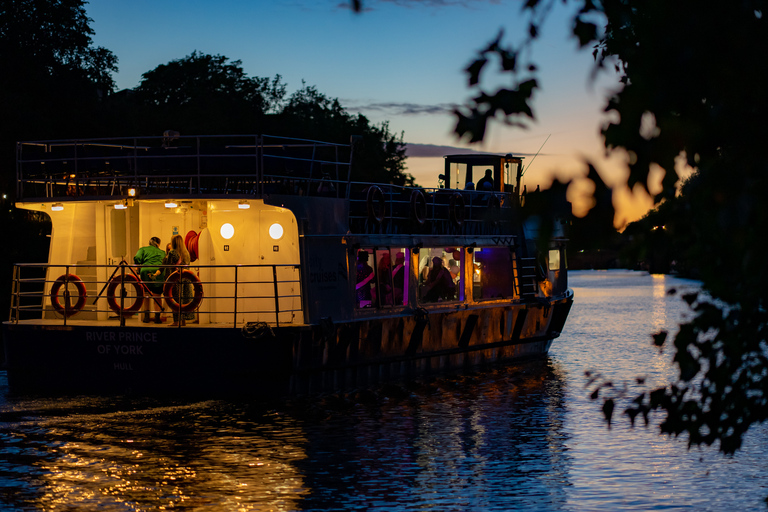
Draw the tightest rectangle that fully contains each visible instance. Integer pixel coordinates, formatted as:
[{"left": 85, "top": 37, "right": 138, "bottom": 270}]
[{"left": 16, "top": 133, "right": 526, "bottom": 237}]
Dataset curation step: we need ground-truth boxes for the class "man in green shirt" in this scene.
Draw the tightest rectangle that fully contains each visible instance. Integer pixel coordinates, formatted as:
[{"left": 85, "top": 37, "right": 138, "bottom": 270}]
[{"left": 134, "top": 236, "right": 165, "bottom": 322}]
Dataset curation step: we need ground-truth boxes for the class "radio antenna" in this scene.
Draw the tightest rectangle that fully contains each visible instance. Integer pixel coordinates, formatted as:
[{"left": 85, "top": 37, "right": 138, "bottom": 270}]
[{"left": 521, "top": 134, "right": 550, "bottom": 177}]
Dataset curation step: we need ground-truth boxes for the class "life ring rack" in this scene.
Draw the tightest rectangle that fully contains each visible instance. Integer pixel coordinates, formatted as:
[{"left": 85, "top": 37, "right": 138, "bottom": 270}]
[
  {"left": 366, "top": 185, "right": 386, "bottom": 224},
  {"left": 106, "top": 273, "right": 145, "bottom": 315},
  {"left": 449, "top": 192, "right": 466, "bottom": 227},
  {"left": 410, "top": 189, "right": 427, "bottom": 226},
  {"left": 50, "top": 273, "right": 87, "bottom": 317},
  {"left": 163, "top": 269, "right": 204, "bottom": 313}
]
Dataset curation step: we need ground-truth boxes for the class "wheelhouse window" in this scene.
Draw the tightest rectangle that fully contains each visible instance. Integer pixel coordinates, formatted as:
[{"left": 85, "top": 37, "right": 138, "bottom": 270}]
[
  {"left": 548, "top": 249, "right": 561, "bottom": 271},
  {"left": 356, "top": 247, "right": 408, "bottom": 309},
  {"left": 418, "top": 247, "right": 462, "bottom": 303},
  {"left": 472, "top": 247, "right": 516, "bottom": 300}
]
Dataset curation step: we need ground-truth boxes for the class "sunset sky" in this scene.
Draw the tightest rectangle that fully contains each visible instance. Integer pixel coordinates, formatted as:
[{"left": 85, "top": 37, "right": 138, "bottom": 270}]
[{"left": 86, "top": 0, "right": 659, "bottom": 226}]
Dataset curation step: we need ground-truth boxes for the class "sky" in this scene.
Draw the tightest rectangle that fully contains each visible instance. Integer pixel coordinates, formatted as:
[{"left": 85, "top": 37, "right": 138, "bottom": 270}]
[{"left": 85, "top": 0, "right": 658, "bottom": 226}]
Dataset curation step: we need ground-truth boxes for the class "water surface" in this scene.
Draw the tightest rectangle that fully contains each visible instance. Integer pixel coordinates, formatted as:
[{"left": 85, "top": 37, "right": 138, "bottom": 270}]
[{"left": 1, "top": 270, "right": 766, "bottom": 510}]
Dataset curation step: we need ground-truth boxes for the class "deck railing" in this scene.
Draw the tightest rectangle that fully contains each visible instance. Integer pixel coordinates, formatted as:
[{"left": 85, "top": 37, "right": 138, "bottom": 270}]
[
  {"left": 15, "top": 134, "right": 353, "bottom": 201},
  {"left": 8, "top": 263, "right": 304, "bottom": 328}
]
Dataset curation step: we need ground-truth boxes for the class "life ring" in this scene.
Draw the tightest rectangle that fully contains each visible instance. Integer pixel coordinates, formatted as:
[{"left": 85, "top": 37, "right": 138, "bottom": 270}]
[
  {"left": 449, "top": 192, "right": 466, "bottom": 226},
  {"left": 410, "top": 189, "right": 427, "bottom": 225},
  {"left": 50, "top": 274, "right": 87, "bottom": 317},
  {"left": 366, "top": 185, "right": 385, "bottom": 224},
  {"left": 163, "top": 269, "right": 204, "bottom": 313},
  {"left": 106, "top": 273, "right": 145, "bottom": 314}
]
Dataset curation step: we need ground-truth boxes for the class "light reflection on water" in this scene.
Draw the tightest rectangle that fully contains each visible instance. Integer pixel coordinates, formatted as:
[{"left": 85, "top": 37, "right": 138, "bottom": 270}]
[{"left": 0, "top": 270, "right": 766, "bottom": 511}]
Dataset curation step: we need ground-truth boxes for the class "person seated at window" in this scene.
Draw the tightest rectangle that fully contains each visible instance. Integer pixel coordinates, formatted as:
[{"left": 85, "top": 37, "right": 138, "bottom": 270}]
[
  {"left": 356, "top": 250, "right": 374, "bottom": 308},
  {"left": 448, "top": 258, "right": 460, "bottom": 284},
  {"left": 392, "top": 252, "right": 406, "bottom": 304},
  {"left": 422, "top": 257, "right": 456, "bottom": 302},
  {"left": 377, "top": 254, "right": 393, "bottom": 306}
]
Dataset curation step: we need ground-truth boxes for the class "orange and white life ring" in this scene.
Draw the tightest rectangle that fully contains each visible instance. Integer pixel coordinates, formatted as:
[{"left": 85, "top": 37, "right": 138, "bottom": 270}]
[
  {"left": 163, "top": 269, "right": 204, "bottom": 313},
  {"left": 50, "top": 274, "right": 87, "bottom": 317},
  {"left": 449, "top": 192, "right": 466, "bottom": 227},
  {"left": 410, "top": 189, "right": 427, "bottom": 225},
  {"left": 106, "top": 273, "right": 145, "bottom": 314},
  {"left": 366, "top": 185, "right": 385, "bottom": 224}
]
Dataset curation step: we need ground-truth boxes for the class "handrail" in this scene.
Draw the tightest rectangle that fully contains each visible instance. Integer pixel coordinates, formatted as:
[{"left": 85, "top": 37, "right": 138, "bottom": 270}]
[
  {"left": 7, "top": 263, "right": 303, "bottom": 328},
  {"left": 15, "top": 134, "right": 354, "bottom": 201}
]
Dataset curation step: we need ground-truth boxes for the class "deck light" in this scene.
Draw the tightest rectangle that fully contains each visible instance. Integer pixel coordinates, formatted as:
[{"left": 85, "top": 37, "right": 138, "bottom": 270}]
[
  {"left": 268, "top": 223, "right": 284, "bottom": 240},
  {"left": 220, "top": 223, "right": 234, "bottom": 239},
  {"left": 238, "top": 200, "right": 250, "bottom": 209},
  {"left": 51, "top": 203, "right": 64, "bottom": 211},
  {"left": 127, "top": 187, "right": 138, "bottom": 197},
  {"left": 165, "top": 201, "right": 178, "bottom": 208},
  {"left": 114, "top": 201, "right": 128, "bottom": 210}
]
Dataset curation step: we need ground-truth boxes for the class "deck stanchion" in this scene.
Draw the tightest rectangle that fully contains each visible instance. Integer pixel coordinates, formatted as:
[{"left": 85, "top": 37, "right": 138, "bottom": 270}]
[
  {"left": 233, "top": 266, "right": 238, "bottom": 326},
  {"left": 273, "top": 265, "right": 280, "bottom": 327}
]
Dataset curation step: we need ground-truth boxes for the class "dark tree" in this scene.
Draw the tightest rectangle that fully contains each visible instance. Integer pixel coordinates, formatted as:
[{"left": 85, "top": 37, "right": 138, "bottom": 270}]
[
  {"left": 131, "top": 51, "right": 286, "bottom": 134},
  {"left": 277, "top": 83, "right": 411, "bottom": 185},
  {"left": 0, "top": 0, "right": 118, "bottom": 188}
]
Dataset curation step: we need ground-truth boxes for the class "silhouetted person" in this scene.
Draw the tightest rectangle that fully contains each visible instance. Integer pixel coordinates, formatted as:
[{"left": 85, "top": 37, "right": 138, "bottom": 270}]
[{"left": 476, "top": 169, "right": 493, "bottom": 191}]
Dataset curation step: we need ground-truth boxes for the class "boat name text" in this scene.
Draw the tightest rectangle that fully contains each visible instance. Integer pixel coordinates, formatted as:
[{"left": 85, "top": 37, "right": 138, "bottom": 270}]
[{"left": 86, "top": 331, "right": 158, "bottom": 343}]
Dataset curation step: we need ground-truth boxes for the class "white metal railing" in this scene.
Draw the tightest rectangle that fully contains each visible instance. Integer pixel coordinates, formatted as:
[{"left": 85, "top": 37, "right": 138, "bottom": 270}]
[{"left": 8, "top": 262, "right": 304, "bottom": 328}]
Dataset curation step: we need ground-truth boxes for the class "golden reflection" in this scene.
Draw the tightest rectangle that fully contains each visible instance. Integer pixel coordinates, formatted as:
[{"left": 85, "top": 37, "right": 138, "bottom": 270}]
[{"left": 33, "top": 406, "right": 310, "bottom": 511}]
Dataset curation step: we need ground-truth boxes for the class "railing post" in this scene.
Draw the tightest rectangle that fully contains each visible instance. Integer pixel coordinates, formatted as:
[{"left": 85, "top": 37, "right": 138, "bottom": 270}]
[
  {"left": 273, "top": 265, "right": 280, "bottom": 328},
  {"left": 119, "top": 264, "right": 126, "bottom": 327},
  {"left": 233, "top": 265, "right": 238, "bottom": 326}
]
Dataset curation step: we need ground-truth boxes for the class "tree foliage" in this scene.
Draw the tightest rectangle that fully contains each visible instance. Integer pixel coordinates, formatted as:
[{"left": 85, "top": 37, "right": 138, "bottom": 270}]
[{"left": 132, "top": 51, "right": 286, "bottom": 134}]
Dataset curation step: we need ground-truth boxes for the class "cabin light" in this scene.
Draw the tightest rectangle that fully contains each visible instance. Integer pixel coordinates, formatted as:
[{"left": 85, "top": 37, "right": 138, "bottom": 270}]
[
  {"left": 114, "top": 202, "right": 128, "bottom": 210},
  {"left": 51, "top": 203, "right": 64, "bottom": 211},
  {"left": 220, "top": 223, "right": 235, "bottom": 239},
  {"left": 238, "top": 200, "right": 250, "bottom": 209},
  {"left": 127, "top": 188, "right": 138, "bottom": 197},
  {"left": 165, "top": 201, "right": 178, "bottom": 208},
  {"left": 269, "top": 223, "right": 284, "bottom": 240}
]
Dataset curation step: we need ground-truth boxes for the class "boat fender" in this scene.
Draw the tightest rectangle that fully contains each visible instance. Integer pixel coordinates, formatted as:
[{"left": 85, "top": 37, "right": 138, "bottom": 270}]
[
  {"left": 449, "top": 192, "right": 466, "bottom": 227},
  {"left": 50, "top": 273, "right": 87, "bottom": 317},
  {"left": 106, "top": 274, "right": 145, "bottom": 315},
  {"left": 410, "top": 189, "right": 427, "bottom": 225},
  {"left": 366, "top": 185, "right": 386, "bottom": 224},
  {"left": 163, "top": 269, "right": 204, "bottom": 312}
]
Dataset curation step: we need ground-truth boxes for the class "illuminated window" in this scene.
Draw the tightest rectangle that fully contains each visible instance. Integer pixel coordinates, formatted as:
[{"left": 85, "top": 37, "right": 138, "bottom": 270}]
[
  {"left": 472, "top": 247, "right": 515, "bottom": 300},
  {"left": 418, "top": 247, "right": 461, "bottom": 303},
  {"left": 548, "top": 249, "right": 561, "bottom": 271}
]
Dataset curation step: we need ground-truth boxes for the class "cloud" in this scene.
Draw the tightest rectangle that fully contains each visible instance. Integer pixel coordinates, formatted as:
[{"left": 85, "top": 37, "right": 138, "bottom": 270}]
[
  {"left": 338, "top": 0, "right": 503, "bottom": 10},
  {"left": 350, "top": 101, "right": 456, "bottom": 116},
  {"left": 405, "top": 143, "right": 537, "bottom": 158}
]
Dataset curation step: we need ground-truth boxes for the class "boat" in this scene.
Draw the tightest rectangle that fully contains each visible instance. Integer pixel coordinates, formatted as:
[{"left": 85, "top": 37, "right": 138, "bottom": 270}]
[{"left": 1, "top": 133, "right": 573, "bottom": 394}]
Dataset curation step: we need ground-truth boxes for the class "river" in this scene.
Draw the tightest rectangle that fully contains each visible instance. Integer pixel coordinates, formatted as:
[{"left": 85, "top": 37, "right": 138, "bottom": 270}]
[{"left": 0, "top": 270, "right": 766, "bottom": 511}]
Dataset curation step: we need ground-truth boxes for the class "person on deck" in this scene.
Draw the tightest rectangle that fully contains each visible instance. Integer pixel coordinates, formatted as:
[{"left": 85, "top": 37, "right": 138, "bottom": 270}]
[
  {"left": 356, "top": 250, "right": 375, "bottom": 308},
  {"left": 134, "top": 236, "right": 165, "bottom": 323},
  {"left": 159, "top": 234, "right": 196, "bottom": 326},
  {"left": 476, "top": 169, "right": 494, "bottom": 191}
]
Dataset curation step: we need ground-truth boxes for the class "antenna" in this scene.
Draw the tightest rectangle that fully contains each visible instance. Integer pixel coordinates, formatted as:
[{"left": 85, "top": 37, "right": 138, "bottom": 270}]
[{"left": 521, "top": 134, "right": 550, "bottom": 177}]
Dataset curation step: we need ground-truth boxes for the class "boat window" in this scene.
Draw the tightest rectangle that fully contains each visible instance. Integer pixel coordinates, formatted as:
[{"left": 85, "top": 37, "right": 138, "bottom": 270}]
[
  {"left": 356, "top": 247, "right": 408, "bottom": 309},
  {"left": 548, "top": 249, "right": 561, "bottom": 271},
  {"left": 472, "top": 247, "right": 516, "bottom": 300},
  {"left": 418, "top": 247, "right": 462, "bottom": 303},
  {"left": 355, "top": 249, "right": 376, "bottom": 308}
]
